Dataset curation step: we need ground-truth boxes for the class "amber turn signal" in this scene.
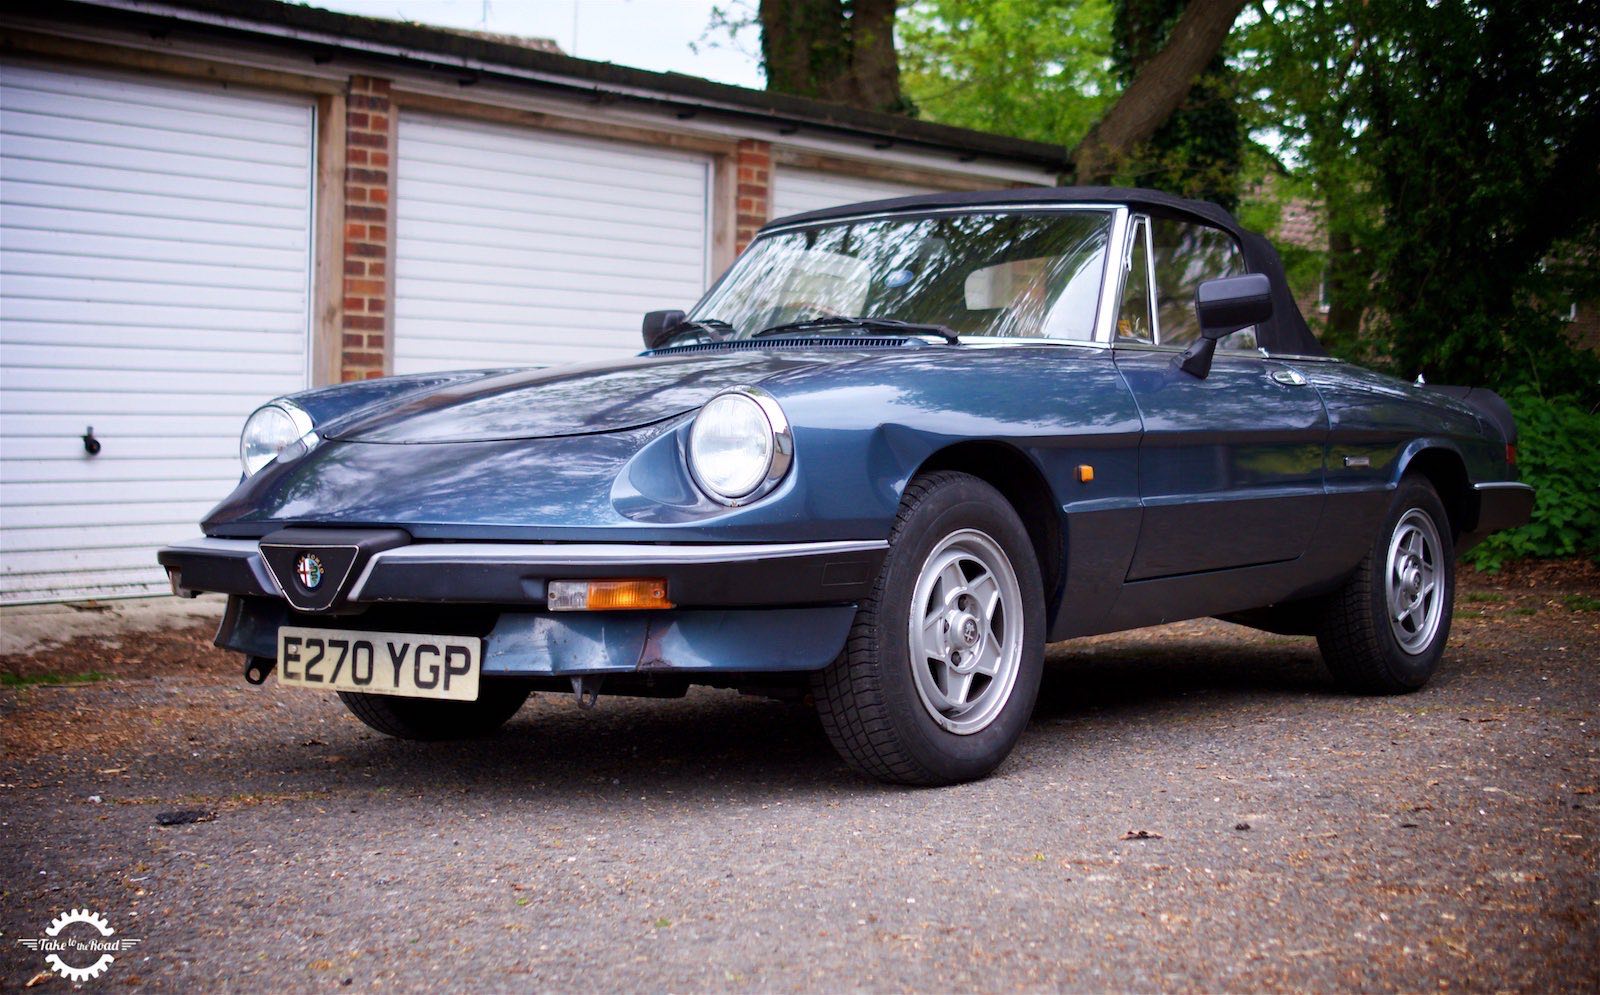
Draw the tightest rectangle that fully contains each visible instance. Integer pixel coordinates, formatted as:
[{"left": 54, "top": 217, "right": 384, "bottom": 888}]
[
  {"left": 547, "top": 578, "right": 673, "bottom": 612},
  {"left": 1076, "top": 464, "right": 1095, "bottom": 484}
]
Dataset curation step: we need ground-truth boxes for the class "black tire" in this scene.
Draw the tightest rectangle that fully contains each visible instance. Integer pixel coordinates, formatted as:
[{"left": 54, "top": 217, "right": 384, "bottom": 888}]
[
  {"left": 811, "top": 471, "right": 1046, "bottom": 785},
  {"left": 337, "top": 682, "right": 530, "bottom": 740},
  {"left": 1317, "top": 474, "right": 1456, "bottom": 694}
]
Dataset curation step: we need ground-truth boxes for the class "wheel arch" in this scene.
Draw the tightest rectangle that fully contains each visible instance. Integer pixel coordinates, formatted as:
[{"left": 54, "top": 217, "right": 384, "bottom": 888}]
[
  {"left": 1397, "top": 444, "right": 1473, "bottom": 539},
  {"left": 913, "top": 441, "right": 1065, "bottom": 632}
]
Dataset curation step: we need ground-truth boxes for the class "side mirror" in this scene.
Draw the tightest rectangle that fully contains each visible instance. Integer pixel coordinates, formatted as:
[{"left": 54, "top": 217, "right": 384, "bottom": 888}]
[
  {"left": 642, "top": 309, "right": 686, "bottom": 350},
  {"left": 1178, "top": 273, "right": 1273, "bottom": 378}
]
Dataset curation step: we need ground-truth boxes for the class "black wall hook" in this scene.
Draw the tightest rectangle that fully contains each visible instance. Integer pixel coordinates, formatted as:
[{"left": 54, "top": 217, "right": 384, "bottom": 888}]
[{"left": 82, "top": 426, "right": 101, "bottom": 456}]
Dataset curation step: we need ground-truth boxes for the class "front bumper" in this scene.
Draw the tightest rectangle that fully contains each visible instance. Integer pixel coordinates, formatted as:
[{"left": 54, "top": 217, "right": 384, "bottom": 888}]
[
  {"left": 158, "top": 536, "right": 887, "bottom": 677},
  {"left": 159, "top": 536, "right": 886, "bottom": 608}
]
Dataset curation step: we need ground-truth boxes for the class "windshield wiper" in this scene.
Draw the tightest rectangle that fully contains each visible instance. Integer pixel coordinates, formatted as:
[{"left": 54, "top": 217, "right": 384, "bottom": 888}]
[{"left": 752, "top": 315, "right": 960, "bottom": 344}]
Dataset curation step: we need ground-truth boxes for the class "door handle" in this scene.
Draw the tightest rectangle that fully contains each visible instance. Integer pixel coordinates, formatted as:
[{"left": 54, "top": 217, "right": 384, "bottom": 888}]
[{"left": 1270, "top": 369, "right": 1307, "bottom": 386}]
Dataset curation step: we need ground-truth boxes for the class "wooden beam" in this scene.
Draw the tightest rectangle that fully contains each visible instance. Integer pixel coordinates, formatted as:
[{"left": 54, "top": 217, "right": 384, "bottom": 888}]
[
  {"left": 0, "top": 29, "right": 343, "bottom": 95},
  {"left": 391, "top": 89, "right": 740, "bottom": 157},
  {"left": 772, "top": 147, "right": 1016, "bottom": 192},
  {"left": 311, "top": 92, "right": 347, "bottom": 387}
]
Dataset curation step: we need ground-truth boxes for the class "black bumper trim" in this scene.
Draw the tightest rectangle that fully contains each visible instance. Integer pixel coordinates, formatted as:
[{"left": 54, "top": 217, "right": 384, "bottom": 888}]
[{"left": 159, "top": 537, "right": 889, "bottom": 609}]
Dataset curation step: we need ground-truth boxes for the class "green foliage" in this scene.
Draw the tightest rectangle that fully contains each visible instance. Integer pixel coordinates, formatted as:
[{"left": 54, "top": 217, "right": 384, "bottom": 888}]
[
  {"left": 1109, "top": 0, "right": 1244, "bottom": 209},
  {"left": 1359, "top": 0, "right": 1600, "bottom": 399},
  {"left": 898, "top": 0, "right": 1117, "bottom": 149},
  {"left": 0, "top": 671, "right": 110, "bottom": 687},
  {"left": 1464, "top": 391, "right": 1600, "bottom": 571},
  {"left": 1240, "top": 0, "right": 1600, "bottom": 401}
]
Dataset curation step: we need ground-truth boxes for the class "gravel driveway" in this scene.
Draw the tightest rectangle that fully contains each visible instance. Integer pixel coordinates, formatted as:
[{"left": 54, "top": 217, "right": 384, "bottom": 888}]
[{"left": 3, "top": 571, "right": 1596, "bottom": 992}]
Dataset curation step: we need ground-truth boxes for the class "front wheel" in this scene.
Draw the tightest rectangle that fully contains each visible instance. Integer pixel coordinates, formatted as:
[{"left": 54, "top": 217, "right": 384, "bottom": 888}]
[
  {"left": 1317, "top": 474, "right": 1455, "bottom": 693},
  {"left": 812, "top": 471, "right": 1045, "bottom": 785},
  {"left": 337, "top": 682, "right": 530, "bottom": 740}
]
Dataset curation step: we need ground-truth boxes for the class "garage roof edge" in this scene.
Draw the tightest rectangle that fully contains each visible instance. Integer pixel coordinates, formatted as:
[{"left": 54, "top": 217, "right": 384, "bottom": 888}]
[{"left": 28, "top": 0, "right": 1075, "bottom": 173}]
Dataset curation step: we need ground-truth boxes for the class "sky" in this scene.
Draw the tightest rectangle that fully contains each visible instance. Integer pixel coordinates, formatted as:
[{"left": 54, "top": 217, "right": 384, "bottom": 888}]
[{"left": 307, "top": 0, "right": 766, "bottom": 89}]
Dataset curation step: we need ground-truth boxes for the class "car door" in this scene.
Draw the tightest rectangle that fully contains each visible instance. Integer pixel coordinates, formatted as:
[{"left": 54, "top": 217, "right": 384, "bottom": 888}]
[{"left": 1112, "top": 214, "right": 1328, "bottom": 580}]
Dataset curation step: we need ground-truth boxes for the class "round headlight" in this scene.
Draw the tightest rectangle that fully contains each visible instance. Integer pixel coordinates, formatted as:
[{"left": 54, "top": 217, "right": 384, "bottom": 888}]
[
  {"left": 688, "top": 388, "right": 792, "bottom": 504},
  {"left": 240, "top": 401, "right": 313, "bottom": 477}
]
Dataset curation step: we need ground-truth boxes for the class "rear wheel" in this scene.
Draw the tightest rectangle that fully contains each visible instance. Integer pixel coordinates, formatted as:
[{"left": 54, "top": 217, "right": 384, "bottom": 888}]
[
  {"left": 811, "top": 471, "right": 1045, "bottom": 785},
  {"left": 1317, "top": 474, "right": 1455, "bottom": 693},
  {"left": 337, "top": 683, "right": 530, "bottom": 740}
]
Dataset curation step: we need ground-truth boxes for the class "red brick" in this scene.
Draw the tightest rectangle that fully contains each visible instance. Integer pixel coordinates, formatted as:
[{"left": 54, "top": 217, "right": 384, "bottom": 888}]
[
  {"left": 346, "top": 166, "right": 387, "bottom": 184},
  {"left": 368, "top": 225, "right": 387, "bottom": 242},
  {"left": 344, "top": 222, "right": 367, "bottom": 241},
  {"left": 346, "top": 204, "right": 384, "bottom": 221},
  {"left": 366, "top": 297, "right": 386, "bottom": 314},
  {"left": 342, "top": 333, "right": 365, "bottom": 348},
  {"left": 344, "top": 259, "right": 366, "bottom": 276},
  {"left": 369, "top": 187, "right": 389, "bottom": 205},
  {"left": 349, "top": 131, "right": 388, "bottom": 149},
  {"left": 344, "top": 296, "right": 364, "bottom": 312},
  {"left": 347, "top": 186, "right": 367, "bottom": 203},
  {"left": 366, "top": 333, "right": 386, "bottom": 348},
  {"left": 349, "top": 242, "right": 386, "bottom": 258},
  {"left": 344, "top": 315, "right": 384, "bottom": 332},
  {"left": 347, "top": 111, "right": 370, "bottom": 129},
  {"left": 371, "top": 151, "right": 390, "bottom": 168},
  {"left": 345, "top": 278, "right": 384, "bottom": 296}
]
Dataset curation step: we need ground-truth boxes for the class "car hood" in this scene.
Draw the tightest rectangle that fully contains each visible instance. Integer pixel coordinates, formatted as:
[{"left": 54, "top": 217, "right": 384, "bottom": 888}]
[{"left": 321, "top": 352, "right": 829, "bottom": 443}]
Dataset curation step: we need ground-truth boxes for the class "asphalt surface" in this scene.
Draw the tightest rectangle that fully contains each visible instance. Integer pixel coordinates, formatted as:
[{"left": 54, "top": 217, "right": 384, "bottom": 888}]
[{"left": 2, "top": 578, "right": 1596, "bottom": 992}]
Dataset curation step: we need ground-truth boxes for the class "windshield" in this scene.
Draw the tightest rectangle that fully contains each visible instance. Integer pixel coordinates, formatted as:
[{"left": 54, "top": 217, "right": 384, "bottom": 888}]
[{"left": 683, "top": 209, "right": 1114, "bottom": 343}]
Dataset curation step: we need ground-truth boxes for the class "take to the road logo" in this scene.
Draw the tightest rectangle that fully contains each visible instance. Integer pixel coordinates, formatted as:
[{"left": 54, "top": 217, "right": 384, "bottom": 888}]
[{"left": 16, "top": 908, "right": 142, "bottom": 982}]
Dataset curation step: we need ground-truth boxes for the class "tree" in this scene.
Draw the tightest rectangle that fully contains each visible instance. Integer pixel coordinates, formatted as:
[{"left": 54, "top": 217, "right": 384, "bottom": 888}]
[
  {"left": 756, "top": 0, "right": 908, "bottom": 113},
  {"left": 899, "top": 0, "right": 1118, "bottom": 149},
  {"left": 1359, "top": 0, "right": 1600, "bottom": 395},
  {"left": 1070, "top": 0, "right": 1248, "bottom": 184}
]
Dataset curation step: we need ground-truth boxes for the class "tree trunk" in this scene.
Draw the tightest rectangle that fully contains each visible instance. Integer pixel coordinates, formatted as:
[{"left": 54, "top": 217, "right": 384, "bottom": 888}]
[
  {"left": 1071, "top": 0, "right": 1248, "bottom": 183},
  {"left": 758, "top": 0, "right": 905, "bottom": 114}
]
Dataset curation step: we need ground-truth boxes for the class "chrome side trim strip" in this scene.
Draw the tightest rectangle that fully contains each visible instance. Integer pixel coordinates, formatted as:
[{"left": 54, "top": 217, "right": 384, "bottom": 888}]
[
  {"left": 1474, "top": 481, "right": 1534, "bottom": 492},
  {"left": 165, "top": 537, "right": 262, "bottom": 555}
]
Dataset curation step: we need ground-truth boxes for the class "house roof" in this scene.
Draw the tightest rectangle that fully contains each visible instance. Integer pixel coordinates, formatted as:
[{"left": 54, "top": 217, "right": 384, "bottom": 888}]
[{"left": 22, "top": 0, "right": 1074, "bottom": 173}]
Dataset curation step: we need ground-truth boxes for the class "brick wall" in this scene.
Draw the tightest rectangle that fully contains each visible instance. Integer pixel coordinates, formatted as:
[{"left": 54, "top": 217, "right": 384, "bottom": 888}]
[
  {"left": 341, "top": 76, "right": 393, "bottom": 380},
  {"left": 735, "top": 139, "right": 771, "bottom": 253}
]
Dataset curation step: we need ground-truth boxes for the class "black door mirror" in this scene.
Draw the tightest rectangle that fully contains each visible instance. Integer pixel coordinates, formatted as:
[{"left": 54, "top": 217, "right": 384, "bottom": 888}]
[
  {"left": 642, "top": 309, "right": 686, "bottom": 350},
  {"left": 1178, "top": 273, "right": 1273, "bottom": 378}
]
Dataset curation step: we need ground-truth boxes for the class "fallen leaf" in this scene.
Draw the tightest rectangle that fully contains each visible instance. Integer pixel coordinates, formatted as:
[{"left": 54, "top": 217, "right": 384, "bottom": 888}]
[
  {"left": 25, "top": 972, "right": 53, "bottom": 988},
  {"left": 1120, "top": 830, "right": 1162, "bottom": 841}
]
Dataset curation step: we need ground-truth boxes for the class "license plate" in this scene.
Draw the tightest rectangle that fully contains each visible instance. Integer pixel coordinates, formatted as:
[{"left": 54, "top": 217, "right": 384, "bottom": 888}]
[{"left": 277, "top": 626, "right": 481, "bottom": 701}]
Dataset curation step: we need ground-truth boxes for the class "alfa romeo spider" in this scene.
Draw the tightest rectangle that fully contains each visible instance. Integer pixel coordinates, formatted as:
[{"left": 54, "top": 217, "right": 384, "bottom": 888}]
[{"left": 158, "top": 187, "right": 1533, "bottom": 785}]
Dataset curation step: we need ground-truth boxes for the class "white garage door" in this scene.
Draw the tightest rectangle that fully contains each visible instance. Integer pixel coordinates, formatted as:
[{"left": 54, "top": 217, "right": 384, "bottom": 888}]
[
  {"left": 770, "top": 167, "right": 940, "bottom": 222},
  {"left": 0, "top": 62, "right": 314, "bottom": 603},
  {"left": 394, "top": 112, "right": 712, "bottom": 374}
]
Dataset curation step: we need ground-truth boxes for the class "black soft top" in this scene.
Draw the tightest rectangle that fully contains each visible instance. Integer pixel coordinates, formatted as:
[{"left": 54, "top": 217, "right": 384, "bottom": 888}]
[{"left": 763, "top": 185, "right": 1323, "bottom": 356}]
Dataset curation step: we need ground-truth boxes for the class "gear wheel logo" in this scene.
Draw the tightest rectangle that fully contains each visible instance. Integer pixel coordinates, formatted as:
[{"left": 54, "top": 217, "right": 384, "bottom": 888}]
[{"left": 17, "top": 907, "right": 141, "bottom": 983}]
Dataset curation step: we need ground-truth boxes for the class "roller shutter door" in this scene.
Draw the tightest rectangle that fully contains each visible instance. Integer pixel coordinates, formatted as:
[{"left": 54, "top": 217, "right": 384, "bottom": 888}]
[
  {"left": 0, "top": 62, "right": 314, "bottom": 603},
  {"left": 770, "top": 167, "right": 939, "bottom": 221},
  {"left": 393, "top": 112, "right": 712, "bottom": 374}
]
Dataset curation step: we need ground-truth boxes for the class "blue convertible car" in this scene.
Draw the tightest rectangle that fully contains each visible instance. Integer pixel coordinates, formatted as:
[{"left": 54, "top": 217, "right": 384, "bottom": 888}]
[{"left": 159, "top": 187, "right": 1533, "bottom": 785}]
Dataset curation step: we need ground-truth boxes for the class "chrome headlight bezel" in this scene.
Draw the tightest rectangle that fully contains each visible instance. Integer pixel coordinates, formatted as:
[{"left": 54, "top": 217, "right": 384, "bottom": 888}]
[
  {"left": 687, "top": 386, "right": 794, "bottom": 506},
  {"left": 239, "top": 400, "right": 316, "bottom": 477}
]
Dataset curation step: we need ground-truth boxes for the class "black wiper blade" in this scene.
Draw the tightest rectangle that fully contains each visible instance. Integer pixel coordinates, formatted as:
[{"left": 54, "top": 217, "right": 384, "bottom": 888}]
[
  {"left": 753, "top": 315, "right": 959, "bottom": 343},
  {"left": 661, "top": 317, "right": 735, "bottom": 345}
]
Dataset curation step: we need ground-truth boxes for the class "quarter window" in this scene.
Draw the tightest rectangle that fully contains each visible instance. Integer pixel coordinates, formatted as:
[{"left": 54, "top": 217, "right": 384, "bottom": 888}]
[
  {"left": 1150, "top": 218, "right": 1257, "bottom": 351},
  {"left": 1115, "top": 216, "right": 1155, "bottom": 344}
]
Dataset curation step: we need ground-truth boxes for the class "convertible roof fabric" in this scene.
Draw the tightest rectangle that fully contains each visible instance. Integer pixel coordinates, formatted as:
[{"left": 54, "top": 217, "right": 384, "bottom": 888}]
[{"left": 763, "top": 185, "right": 1324, "bottom": 356}]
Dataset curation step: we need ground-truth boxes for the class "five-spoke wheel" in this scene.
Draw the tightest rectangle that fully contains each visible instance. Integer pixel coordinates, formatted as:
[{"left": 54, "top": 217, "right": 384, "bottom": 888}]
[
  {"left": 812, "top": 471, "right": 1044, "bottom": 785},
  {"left": 1318, "top": 474, "right": 1455, "bottom": 693},
  {"left": 908, "top": 529, "right": 1025, "bottom": 735}
]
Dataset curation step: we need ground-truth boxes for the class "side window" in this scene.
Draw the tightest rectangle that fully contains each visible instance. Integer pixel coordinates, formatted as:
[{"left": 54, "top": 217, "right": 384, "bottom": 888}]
[
  {"left": 1150, "top": 218, "right": 1257, "bottom": 350},
  {"left": 1115, "top": 216, "right": 1154, "bottom": 343}
]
